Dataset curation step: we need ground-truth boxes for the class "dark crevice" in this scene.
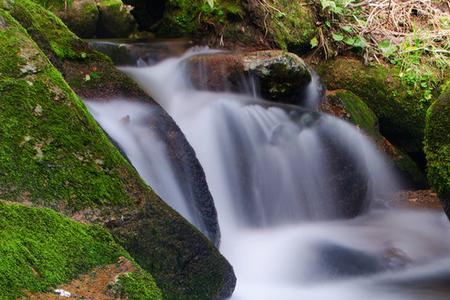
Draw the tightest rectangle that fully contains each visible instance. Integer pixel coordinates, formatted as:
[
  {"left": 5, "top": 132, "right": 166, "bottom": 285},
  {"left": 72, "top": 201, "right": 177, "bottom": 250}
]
[{"left": 122, "top": 0, "right": 166, "bottom": 31}]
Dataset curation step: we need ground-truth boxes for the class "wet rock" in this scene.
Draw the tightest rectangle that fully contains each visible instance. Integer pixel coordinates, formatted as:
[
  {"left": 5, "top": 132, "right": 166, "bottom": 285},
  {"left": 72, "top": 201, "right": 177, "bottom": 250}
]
[
  {"left": 186, "top": 50, "right": 311, "bottom": 104},
  {"left": 0, "top": 3, "right": 235, "bottom": 299},
  {"left": 312, "top": 242, "right": 410, "bottom": 281},
  {"left": 394, "top": 189, "right": 442, "bottom": 209},
  {"left": 316, "top": 57, "right": 427, "bottom": 159},
  {"left": 97, "top": 0, "right": 137, "bottom": 38},
  {"left": 425, "top": 80, "right": 450, "bottom": 219},
  {"left": 88, "top": 38, "right": 192, "bottom": 66},
  {"left": 319, "top": 128, "right": 370, "bottom": 218},
  {"left": 321, "top": 90, "right": 426, "bottom": 187},
  {"left": 53, "top": 0, "right": 99, "bottom": 38},
  {"left": 313, "top": 243, "right": 385, "bottom": 280}
]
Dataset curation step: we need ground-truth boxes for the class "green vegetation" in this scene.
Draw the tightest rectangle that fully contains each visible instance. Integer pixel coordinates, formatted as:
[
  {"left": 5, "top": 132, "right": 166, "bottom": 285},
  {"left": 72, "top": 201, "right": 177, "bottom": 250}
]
[
  {"left": 0, "top": 5, "right": 235, "bottom": 299},
  {"left": 155, "top": 0, "right": 244, "bottom": 36},
  {"left": 0, "top": 7, "right": 130, "bottom": 210},
  {"left": 97, "top": 0, "right": 137, "bottom": 38},
  {"left": 2, "top": 0, "right": 145, "bottom": 99},
  {"left": 425, "top": 84, "right": 450, "bottom": 200},
  {"left": 328, "top": 90, "right": 378, "bottom": 136},
  {"left": 317, "top": 58, "right": 426, "bottom": 155},
  {"left": 325, "top": 90, "right": 425, "bottom": 185},
  {"left": 255, "top": 0, "right": 317, "bottom": 53},
  {"left": 311, "top": 0, "right": 449, "bottom": 107},
  {"left": 116, "top": 271, "right": 164, "bottom": 300},
  {"left": 0, "top": 202, "right": 162, "bottom": 299},
  {"left": 3, "top": 0, "right": 84, "bottom": 60}
]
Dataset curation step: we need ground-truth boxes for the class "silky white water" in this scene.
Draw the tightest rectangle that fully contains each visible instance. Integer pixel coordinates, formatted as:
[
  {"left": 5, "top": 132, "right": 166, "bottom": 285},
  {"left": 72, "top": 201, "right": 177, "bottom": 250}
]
[{"left": 88, "top": 46, "right": 450, "bottom": 299}]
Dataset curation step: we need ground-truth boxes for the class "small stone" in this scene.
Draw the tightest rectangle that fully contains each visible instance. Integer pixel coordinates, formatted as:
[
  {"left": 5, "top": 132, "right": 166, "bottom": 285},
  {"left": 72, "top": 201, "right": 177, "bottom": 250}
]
[
  {"left": 120, "top": 115, "right": 130, "bottom": 124},
  {"left": 33, "top": 144, "right": 44, "bottom": 160},
  {"left": 54, "top": 289, "right": 71, "bottom": 297},
  {"left": 33, "top": 104, "right": 43, "bottom": 116},
  {"left": 20, "top": 64, "right": 37, "bottom": 74}
]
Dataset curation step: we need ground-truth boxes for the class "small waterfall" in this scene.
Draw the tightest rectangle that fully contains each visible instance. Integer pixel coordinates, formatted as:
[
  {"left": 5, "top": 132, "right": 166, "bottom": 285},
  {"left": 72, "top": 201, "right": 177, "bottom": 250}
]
[
  {"left": 90, "top": 43, "right": 450, "bottom": 300},
  {"left": 122, "top": 50, "right": 398, "bottom": 226}
]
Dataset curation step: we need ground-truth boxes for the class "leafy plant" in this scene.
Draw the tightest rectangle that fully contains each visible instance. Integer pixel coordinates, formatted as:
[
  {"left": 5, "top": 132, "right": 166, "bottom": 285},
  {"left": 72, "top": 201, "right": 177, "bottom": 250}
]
[{"left": 312, "top": 0, "right": 449, "bottom": 105}]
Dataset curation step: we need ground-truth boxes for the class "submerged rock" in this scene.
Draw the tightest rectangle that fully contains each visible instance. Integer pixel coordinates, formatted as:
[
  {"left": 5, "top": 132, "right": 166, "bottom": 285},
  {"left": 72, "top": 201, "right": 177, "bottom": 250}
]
[
  {"left": 186, "top": 50, "right": 311, "bottom": 103},
  {"left": 313, "top": 243, "right": 385, "bottom": 280},
  {"left": 425, "top": 81, "right": 450, "bottom": 219},
  {"left": 0, "top": 4, "right": 235, "bottom": 299},
  {"left": 318, "top": 127, "right": 370, "bottom": 218},
  {"left": 321, "top": 90, "right": 426, "bottom": 187},
  {"left": 312, "top": 242, "right": 410, "bottom": 281}
]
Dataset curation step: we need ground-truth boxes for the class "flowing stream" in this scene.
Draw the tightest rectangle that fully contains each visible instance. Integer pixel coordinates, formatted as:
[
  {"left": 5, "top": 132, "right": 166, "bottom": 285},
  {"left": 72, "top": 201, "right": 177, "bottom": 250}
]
[{"left": 87, "top": 43, "right": 450, "bottom": 299}]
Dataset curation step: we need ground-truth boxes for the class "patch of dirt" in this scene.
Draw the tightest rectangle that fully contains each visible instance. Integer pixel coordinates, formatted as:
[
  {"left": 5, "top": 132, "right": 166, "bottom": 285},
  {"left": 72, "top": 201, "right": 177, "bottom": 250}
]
[
  {"left": 24, "top": 257, "right": 135, "bottom": 300},
  {"left": 394, "top": 189, "right": 442, "bottom": 209}
]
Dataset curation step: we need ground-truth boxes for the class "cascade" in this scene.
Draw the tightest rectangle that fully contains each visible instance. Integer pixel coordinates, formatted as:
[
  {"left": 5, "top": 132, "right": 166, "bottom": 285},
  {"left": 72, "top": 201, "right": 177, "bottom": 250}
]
[{"left": 88, "top": 43, "right": 450, "bottom": 300}]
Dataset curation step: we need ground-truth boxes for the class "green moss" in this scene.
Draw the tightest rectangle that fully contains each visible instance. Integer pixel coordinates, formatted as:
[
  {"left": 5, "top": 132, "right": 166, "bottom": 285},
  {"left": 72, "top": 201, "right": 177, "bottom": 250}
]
[
  {"left": 0, "top": 203, "right": 163, "bottom": 300},
  {"left": 153, "top": 0, "right": 315, "bottom": 53},
  {"left": 329, "top": 90, "right": 378, "bottom": 136},
  {"left": 326, "top": 90, "right": 425, "bottom": 185},
  {"left": 117, "top": 271, "right": 163, "bottom": 300},
  {"left": 264, "top": 0, "right": 317, "bottom": 53},
  {"left": 0, "top": 8, "right": 134, "bottom": 210},
  {"left": 31, "top": 0, "right": 100, "bottom": 38},
  {"left": 0, "top": 6, "right": 235, "bottom": 300},
  {"left": 97, "top": 0, "right": 137, "bottom": 38},
  {"left": 155, "top": 0, "right": 244, "bottom": 36},
  {"left": 1, "top": 0, "right": 145, "bottom": 99},
  {"left": 0, "top": 203, "right": 127, "bottom": 299},
  {"left": 425, "top": 87, "right": 450, "bottom": 200},
  {"left": 317, "top": 58, "right": 427, "bottom": 155},
  {"left": 2, "top": 0, "right": 83, "bottom": 59},
  {"left": 31, "top": 0, "right": 68, "bottom": 10}
]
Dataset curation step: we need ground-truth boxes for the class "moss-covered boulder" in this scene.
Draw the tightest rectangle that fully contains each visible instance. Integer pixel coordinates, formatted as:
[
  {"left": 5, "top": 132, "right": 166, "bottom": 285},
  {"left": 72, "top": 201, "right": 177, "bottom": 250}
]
[
  {"left": 186, "top": 50, "right": 311, "bottom": 103},
  {"left": 316, "top": 58, "right": 427, "bottom": 158},
  {"left": 425, "top": 82, "right": 450, "bottom": 218},
  {"left": 3, "top": 0, "right": 223, "bottom": 248},
  {"left": 30, "top": 0, "right": 99, "bottom": 38},
  {"left": 321, "top": 90, "right": 378, "bottom": 136},
  {"left": 31, "top": 0, "right": 137, "bottom": 38},
  {"left": 248, "top": 0, "right": 317, "bottom": 53},
  {"left": 0, "top": 202, "right": 162, "bottom": 299},
  {"left": 0, "top": 6, "right": 235, "bottom": 299},
  {"left": 321, "top": 90, "right": 426, "bottom": 186},
  {"left": 3, "top": 0, "right": 144, "bottom": 98},
  {"left": 97, "top": 0, "right": 137, "bottom": 38}
]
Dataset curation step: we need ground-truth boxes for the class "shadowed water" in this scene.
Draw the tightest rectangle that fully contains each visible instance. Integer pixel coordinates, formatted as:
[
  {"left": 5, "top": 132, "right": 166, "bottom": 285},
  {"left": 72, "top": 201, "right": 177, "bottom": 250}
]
[{"left": 88, "top": 44, "right": 450, "bottom": 299}]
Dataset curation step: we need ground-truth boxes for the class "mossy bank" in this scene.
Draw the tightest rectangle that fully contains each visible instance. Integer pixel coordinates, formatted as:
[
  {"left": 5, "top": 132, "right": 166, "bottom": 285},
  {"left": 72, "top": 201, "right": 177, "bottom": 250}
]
[
  {"left": 0, "top": 202, "right": 161, "bottom": 299},
  {"left": 425, "top": 82, "right": 450, "bottom": 219},
  {"left": 0, "top": 4, "right": 235, "bottom": 299},
  {"left": 316, "top": 57, "right": 428, "bottom": 162}
]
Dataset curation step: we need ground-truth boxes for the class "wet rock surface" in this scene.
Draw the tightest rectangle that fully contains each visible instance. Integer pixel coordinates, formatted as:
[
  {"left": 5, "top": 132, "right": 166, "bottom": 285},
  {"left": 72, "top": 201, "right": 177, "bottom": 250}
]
[
  {"left": 425, "top": 82, "right": 450, "bottom": 220},
  {"left": 320, "top": 89, "right": 426, "bottom": 187},
  {"left": 312, "top": 242, "right": 410, "bottom": 281},
  {"left": 186, "top": 50, "right": 312, "bottom": 104}
]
